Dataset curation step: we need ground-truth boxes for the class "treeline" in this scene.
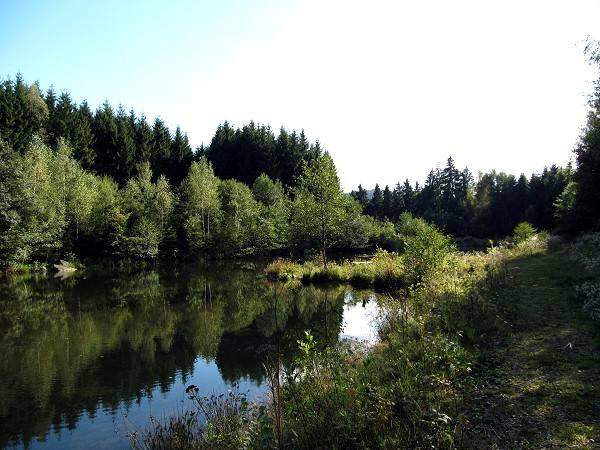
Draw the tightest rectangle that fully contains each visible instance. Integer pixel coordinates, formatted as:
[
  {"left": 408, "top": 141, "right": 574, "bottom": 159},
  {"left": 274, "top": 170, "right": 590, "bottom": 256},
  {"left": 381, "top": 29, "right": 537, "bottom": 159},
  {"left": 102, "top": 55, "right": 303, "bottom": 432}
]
[
  {"left": 351, "top": 157, "right": 573, "bottom": 239},
  {"left": 0, "top": 128, "right": 366, "bottom": 268},
  {"left": 1, "top": 68, "right": 600, "bottom": 269},
  {"left": 0, "top": 75, "right": 319, "bottom": 190}
]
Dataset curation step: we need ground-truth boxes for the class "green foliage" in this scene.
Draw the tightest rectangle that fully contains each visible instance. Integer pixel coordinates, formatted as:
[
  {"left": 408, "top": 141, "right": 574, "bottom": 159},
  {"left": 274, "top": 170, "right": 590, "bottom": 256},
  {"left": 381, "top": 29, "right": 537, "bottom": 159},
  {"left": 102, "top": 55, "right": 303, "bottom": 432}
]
[
  {"left": 571, "top": 232, "right": 600, "bottom": 271},
  {"left": 573, "top": 41, "right": 600, "bottom": 231},
  {"left": 252, "top": 173, "right": 290, "bottom": 253},
  {"left": 204, "top": 121, "right": 316, "bottom": 189},
  {"left": 264, "top": 249, "right": 406, "bottom": 290},
  {"left": 513, "top": 221, "right": 537, "bottom": 244},
  {"left": 20, "top": 136, "right": 67, "bottom": 261},
  {"left": 84, "top": 176, "right": 124, "bottom": 256},
  {"left": 214, "top": 179, "right": 260, "bottom": 257},
  {"left": 0, "top": 140, "right": 29, "bottom": 266},
  {"left": 571, "top": 233, "right": 600, "bottom": 320},
  {"left": 117, "top": 162, "right": 174, "bottom": 259},
  {"left": 0, "top": 73, "right": 585, "bottom": 267},
  {"left": 180, "top": 158, "right": 221, "bottom": 256},
  {"left": 292, "top": 151, "right": 348, "bottom": 267},
  {"left": 282, "top": 332, "right": 395, "bottom": 449},
  {"left": 402, "top": 220, "right": 456, "bottom": 283}
]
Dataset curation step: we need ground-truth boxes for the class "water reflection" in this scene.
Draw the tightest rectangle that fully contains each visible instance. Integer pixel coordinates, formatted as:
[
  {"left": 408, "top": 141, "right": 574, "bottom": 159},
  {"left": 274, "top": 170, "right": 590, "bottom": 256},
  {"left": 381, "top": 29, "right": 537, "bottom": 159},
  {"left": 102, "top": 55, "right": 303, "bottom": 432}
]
[{"left": 0, "top": 262, "right": 379, "bottom": 449}]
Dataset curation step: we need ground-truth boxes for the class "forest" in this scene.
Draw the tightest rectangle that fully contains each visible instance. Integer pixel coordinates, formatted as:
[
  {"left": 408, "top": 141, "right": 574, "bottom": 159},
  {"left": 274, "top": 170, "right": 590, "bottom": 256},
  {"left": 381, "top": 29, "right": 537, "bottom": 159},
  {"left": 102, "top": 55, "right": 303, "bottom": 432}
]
[{"left": 0, "top": 72, "right": 599, "bottom": 271}]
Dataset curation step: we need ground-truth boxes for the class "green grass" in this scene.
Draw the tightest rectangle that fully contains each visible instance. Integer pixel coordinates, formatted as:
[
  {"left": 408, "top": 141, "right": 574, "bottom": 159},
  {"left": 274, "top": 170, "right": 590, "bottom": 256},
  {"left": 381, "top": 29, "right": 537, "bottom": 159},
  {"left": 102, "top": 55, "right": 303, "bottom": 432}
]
[{"left": 461, "top": 247, "right": 600, "bottom": 449}]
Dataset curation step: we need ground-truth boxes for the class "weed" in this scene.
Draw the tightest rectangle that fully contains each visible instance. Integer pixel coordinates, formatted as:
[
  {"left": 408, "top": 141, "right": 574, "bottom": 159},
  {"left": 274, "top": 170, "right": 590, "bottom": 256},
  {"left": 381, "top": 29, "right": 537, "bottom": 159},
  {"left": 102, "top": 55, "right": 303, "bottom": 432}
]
[{"left": 130, "top": 383, "right": 272, "bottom": 450}]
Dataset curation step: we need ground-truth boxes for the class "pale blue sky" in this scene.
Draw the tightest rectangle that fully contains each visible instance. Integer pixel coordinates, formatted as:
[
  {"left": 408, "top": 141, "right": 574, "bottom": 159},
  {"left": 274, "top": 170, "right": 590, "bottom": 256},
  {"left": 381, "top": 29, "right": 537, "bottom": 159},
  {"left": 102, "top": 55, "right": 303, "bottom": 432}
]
[{"left": 1, "top": 0, "right": 599, "bottom": 190}]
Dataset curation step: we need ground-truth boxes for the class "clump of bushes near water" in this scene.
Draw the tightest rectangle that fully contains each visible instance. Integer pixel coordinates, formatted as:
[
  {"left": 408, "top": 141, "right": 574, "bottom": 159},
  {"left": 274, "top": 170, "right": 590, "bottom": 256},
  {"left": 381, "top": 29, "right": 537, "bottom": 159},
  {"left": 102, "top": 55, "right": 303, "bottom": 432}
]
[{"left": 131, "top": 225, "right": 562, "bottom": 449}]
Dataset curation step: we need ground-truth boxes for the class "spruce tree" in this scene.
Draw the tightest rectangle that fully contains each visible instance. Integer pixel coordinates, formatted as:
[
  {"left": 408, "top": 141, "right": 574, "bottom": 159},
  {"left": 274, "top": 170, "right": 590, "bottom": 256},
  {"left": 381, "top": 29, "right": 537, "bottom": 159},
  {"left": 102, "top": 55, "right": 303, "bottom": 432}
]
[
  {"left": 92, "top": 101, "right": 119, "bottom": 181},
  {"left": 149, "top": 117, "right": 172, "bottom": 181},
  {"left": 382, "top": 185, "right": 393, "bottom": 220},
  {"left": 368, "top": 184, "right": 383, "bottom": 219},
  {"left": 72, "top": 100, "right": 95, "bottom": 168},
  {"left": 170, "top": 125, "right": 193, "bottom": 187},
  {"left": 133, "top": 112, "right": 153, "bottom": 166}
]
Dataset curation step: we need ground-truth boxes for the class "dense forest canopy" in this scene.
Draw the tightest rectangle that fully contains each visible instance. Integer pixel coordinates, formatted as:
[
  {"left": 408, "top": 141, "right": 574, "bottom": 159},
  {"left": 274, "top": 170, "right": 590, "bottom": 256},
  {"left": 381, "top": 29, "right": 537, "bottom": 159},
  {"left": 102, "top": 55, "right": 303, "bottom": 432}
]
[
  {"left": 0, "top": 63, "right": 599, "bottom": 269},
  {"left": 351, "top": 158, "right": 573, "bottom": 238}
]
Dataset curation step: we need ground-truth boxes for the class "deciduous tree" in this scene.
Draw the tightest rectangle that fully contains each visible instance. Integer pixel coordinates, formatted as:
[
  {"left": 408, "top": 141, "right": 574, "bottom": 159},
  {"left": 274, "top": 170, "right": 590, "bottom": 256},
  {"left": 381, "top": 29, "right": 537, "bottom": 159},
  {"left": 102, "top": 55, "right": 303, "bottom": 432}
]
[{"left": 292, "top": 151, "right": 347, "bottom": 268}]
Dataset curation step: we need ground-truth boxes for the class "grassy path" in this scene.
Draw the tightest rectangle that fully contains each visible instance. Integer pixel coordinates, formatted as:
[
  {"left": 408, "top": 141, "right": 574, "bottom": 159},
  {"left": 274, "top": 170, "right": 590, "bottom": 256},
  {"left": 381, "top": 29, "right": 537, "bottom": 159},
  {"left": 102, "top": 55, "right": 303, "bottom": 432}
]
[{"left": 464, "top": 250, "right": 600, "bottom": 449}]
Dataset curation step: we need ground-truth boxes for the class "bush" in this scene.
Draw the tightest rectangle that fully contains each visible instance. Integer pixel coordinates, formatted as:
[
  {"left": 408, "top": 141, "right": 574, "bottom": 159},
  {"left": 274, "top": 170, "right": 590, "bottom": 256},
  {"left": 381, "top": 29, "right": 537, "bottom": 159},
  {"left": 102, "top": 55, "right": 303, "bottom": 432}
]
[
  {"left": 576, "top": 281, "right": 600, "bottom": 320},
  {"left": 402, "top": 223, "right": 456, "bottom": 283},
  {"left": 571, "top": 233, "right": 600, "bottom": 271},
  {"left": 282, "top": 332, "right": 395, "bottom": 449},
  {"left": 513, "top": 222, "right": 537, "bottom": 244}
]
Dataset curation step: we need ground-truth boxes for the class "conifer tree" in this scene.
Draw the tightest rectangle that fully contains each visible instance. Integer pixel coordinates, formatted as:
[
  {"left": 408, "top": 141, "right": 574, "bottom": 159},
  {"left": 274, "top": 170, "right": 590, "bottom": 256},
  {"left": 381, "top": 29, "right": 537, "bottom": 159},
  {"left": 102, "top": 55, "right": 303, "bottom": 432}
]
[
  {"left": 114, "top": 105, "right": 136, "bottom": 184},
  {"left": 72, "top": 100, "right": 95, "bottom": 168},
  {"left": 368, "top": 184, "right": 383, "bottom": 219},
  {"left": 351, "top": 184, "right": 369, "bottom": 210},
  {"left": 92, "top": 101, "right": 119, "bottom": 180},
  {"left": 382, "top": 185, "right": 393, "bottom": 220},
  {"left": 151, "top": 117, "right": 172, "bottom": 180},
  {"left": 170, "top": 125, "right": 193, "bottom": 186},
  {"left": 133, "top": 112, "right": 153, "bottom": 166}
]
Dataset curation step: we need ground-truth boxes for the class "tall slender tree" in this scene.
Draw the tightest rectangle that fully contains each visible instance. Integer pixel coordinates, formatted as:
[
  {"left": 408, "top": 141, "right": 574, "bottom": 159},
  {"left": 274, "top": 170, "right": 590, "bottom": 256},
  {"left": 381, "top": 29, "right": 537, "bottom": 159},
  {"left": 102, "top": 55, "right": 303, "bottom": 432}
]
[
  {"left": 181, "top": 157, "right": 221, "bottom": 254},
  {"left": 292, "top": 151, "right": 346, "bottom": 268},
  {"left": 170, "top": 125, "right": 193, "bottom": 186}
]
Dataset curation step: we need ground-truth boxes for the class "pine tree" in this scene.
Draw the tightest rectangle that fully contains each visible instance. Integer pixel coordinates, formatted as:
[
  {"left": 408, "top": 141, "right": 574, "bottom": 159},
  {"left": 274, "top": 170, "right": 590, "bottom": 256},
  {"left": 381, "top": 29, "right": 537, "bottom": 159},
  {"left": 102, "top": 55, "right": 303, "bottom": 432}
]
[
  {"left": 391, "top": 182, "right": 404, "bottom": 218},
  {"left": 151, "top": 117, "right": 172, "bottom": 180},
  {"left": 71, "top": 100, "right": 95, "bottom": 169},
  {"left": 47, "top": 91, "right": 76, "bottom": 148},
  {"left": 133, "top": 112, "right": 153, "bottom": 166},
  {"left": 572, "top": 40, "right": 600, "bottom": 230},
  {"left": 350, "top": 184, "right": 369, "bottom": 210},
  {"left": 114, "top": 105, "right": 136, "bottom": 185},
  {"left": 170, "top": 125, "right": 193, "bottom": 186},
  {"left": 92, "top": 101, "right": 119, "bottom": 181},
  {"left": 368, "top": 184, "right": 383, "bottom": 219},
  {"left": 0, "top": 76, "right": 37, "bottom": 154},
  {"left": 440, "top": 157, "right": 460, "bottom": 213},
  {"left": 382, "top": 185, "right": 393, "bottom": 220}
]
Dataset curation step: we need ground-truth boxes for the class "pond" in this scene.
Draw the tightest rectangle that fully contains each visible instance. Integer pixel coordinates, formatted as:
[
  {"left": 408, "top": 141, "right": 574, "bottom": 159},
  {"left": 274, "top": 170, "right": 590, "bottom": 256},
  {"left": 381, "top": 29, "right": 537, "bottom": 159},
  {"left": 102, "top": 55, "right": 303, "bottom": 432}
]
[{"left": 0, "top": 261, "right": 381, "bottom": 449}]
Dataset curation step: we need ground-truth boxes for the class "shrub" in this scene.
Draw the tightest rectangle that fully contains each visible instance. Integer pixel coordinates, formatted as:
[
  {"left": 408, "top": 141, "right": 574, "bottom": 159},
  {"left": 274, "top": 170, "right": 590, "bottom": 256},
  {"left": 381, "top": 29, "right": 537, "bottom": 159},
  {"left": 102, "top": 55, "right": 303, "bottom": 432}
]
[
  {"left": 576, "top": 281, "right": 600, "bottom": 320},
  {"left": 513, "top": 222, "right": 537, "bottom": 244},
  {"left": 571, "top": 233, "right": 600, "bottom": 271},
  {"left": 282, "top": 332, "right": 395, "bottom": 449},
  {"left": 402, "top": 223, "right": 456, "bottom": 283}
]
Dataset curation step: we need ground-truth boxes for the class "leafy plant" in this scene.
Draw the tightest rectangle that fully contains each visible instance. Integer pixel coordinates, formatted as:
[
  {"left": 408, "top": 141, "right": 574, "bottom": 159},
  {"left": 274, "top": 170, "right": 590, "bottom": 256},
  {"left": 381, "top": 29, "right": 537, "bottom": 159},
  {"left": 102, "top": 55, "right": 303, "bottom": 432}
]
[{"left": 513, "top": 221, "right": 537, "bottom": 244}]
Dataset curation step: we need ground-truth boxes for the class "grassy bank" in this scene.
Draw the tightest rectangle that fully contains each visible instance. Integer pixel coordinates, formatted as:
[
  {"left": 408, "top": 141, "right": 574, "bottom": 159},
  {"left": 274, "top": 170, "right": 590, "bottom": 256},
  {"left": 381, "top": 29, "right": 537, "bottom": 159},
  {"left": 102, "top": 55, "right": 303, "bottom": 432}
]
[
  {"left": 462, "top": 242, "right": 600, "bottom": 448},
  {"left": 132, "top": 233, "right": 600, "bottom": 449}
]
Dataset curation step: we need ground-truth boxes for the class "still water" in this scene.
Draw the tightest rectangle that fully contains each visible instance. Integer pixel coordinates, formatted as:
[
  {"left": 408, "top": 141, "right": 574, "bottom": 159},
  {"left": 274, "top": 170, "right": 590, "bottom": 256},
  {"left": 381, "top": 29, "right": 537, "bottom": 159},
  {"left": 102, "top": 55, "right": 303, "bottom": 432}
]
[{"left": 0, "top": 261, "right": 380, "bottom": 449}]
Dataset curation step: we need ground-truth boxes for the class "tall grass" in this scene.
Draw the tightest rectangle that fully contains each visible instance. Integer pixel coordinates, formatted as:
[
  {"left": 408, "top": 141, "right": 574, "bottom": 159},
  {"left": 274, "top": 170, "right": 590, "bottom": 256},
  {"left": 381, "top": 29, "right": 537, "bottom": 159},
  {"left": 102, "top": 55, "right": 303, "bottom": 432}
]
[
  {"left": 264, "top": 249, "right": 407, "bottom": 290},
  {"left": 129, "top": 384, "right": 273, "bottom": 450}
]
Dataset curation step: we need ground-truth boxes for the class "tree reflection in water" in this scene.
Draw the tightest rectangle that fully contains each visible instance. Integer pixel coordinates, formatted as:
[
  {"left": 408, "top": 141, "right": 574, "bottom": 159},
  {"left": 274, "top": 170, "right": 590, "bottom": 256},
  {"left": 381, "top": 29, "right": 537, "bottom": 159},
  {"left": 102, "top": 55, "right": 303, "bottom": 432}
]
[{"left": 0, "top": 261, "right": 376, "bottom": 449}]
